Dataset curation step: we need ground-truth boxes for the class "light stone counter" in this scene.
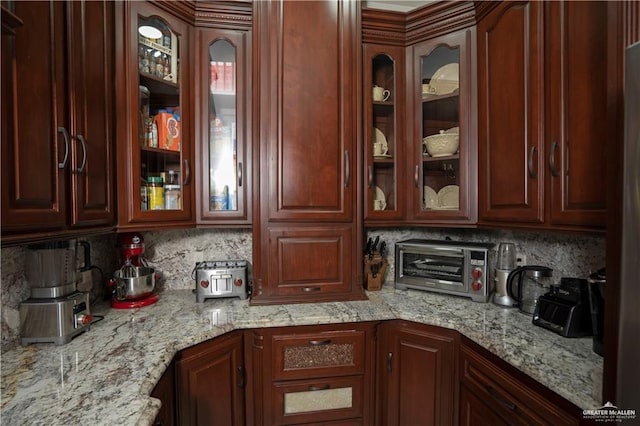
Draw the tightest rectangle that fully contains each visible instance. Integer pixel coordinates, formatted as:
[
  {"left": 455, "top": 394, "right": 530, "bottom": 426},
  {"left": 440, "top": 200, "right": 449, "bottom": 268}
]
[{"left": 0, "top": 287, "right": 603, "bottom": 425}]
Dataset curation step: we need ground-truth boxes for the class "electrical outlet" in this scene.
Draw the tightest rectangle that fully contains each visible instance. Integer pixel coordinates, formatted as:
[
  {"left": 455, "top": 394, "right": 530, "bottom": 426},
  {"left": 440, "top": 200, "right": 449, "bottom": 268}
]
[{"left": 516, "top": 254, "right": 527, "bottom": 267}]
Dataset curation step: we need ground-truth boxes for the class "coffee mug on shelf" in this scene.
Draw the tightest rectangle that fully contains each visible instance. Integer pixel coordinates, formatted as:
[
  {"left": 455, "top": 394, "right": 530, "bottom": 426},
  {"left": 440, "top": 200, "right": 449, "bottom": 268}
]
[
  {"left": 373, "top": 142, "right": 388, "bottom": 156},
  {"left": 373, "top": 199, "right": 387, "bottom": 211},
  {"left": 373, "top": 85, "right": 391, "bottom": 102}
]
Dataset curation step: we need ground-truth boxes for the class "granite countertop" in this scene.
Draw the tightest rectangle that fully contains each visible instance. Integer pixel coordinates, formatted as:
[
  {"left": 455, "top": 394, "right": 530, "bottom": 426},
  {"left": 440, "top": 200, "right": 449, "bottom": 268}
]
[{"left": 0, "top": 287, "right": 603, "bottom": 425}]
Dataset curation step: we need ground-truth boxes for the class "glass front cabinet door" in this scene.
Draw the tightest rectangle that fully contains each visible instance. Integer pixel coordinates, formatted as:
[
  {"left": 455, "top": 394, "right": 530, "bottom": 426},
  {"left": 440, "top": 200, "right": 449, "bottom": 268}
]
[
  {"left": 196, "top": 28, "right": 251, "bottom": 225},
  {"left": 410, "top": 29, "right": 477, "bottom": 224},
  {"left": 363, "top": 44, "right": 404, "bottom": 223},
  {"left": 118, "top": 2, "right": 193, "bottom": 227}
]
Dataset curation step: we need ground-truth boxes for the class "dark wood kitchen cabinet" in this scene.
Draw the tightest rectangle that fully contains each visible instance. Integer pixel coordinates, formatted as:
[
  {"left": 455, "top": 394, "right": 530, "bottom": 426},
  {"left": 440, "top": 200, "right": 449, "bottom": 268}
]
[
  {"left": 175, "top": 331, "right": 245, "bottom": 426},
  {"left": 478, "top": 0, "right": 617, "bottom": 231},
  {"left": 376, "top": 320, "right": 458, "bottom": 426},
  {"left": 1, "top": 0, "right": 115, "bottom": 242},
  {"left": 459, "top": 336, "right": 580, "bottom": 425},
  {"left": 115, "top": 1, "right": 194, "bottom": 230},
  {"left": 246, "top": 323, "right": 376, "bottom": 425},
  {"left": 151, "top": 360, "right": 176, "bottom": 426},
  {"left": 251, "top": 0, "right": 365, "bottom": 304}
]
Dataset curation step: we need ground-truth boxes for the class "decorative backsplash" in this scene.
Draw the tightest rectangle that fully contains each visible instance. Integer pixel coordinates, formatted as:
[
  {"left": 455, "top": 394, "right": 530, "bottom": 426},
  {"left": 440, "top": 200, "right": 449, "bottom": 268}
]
[{"left": 0, "top": 227, "right": 603, "bottom": 352}]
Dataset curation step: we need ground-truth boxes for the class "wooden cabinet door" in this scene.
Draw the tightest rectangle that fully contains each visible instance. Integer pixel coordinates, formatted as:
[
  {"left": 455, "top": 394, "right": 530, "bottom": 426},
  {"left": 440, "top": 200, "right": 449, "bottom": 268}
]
[
  {"left": 377, "top": 321, "right": 458, "bottom": 426},
  {"left": 151, "top": 361, "right": 175, "bottom": 426},
  {"left": 1, "top": 1, "right": 68, "bottom": 233},
  {"left": 176, "top": 331, "right": 245, "bottom": 426},
  {"left": 256, "top": 0, "right": 356, "bottom": 222},
  {"left": 68, "top": 0, "right": 115, "bottom": 228},
  {"left": 459, "top": 385, "right": 510, "bottom": 426},
  {"left": 477, "top": 1, "right": 545, "bottom": 225},
  {"left": 545, "top": 1, "right": 612, "bottom": 228}
]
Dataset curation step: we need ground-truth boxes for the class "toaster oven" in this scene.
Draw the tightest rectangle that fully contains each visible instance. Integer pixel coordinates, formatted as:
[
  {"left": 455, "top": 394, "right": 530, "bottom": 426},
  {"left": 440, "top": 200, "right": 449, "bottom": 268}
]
[
  {"left": 194, "top": 260, "right": 248, "bottom": 302},
  {"left": 395, "top": 239, "right": 494, "bottom": 302}
]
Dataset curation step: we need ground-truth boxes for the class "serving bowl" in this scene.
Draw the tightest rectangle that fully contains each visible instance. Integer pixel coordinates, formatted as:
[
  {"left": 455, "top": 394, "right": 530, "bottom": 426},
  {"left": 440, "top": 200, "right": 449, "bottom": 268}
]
[{"left": 422, "top": 130, "right": 460, "bottom": 157}]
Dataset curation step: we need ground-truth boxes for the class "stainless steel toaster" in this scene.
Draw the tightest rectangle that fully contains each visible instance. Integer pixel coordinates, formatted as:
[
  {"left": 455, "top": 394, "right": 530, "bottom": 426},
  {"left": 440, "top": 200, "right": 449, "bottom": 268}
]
[{"left": 194, "top": 260, "right": 248, "bottom": 302}]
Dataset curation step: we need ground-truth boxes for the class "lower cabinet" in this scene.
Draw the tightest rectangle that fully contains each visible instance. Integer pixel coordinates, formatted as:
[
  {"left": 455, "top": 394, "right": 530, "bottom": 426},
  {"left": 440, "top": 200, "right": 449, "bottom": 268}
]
[
  {"left": 175, "top": 331, "right": 245, "bottom": 426},
  {"left": 376, "top": 320, "right": 459, "bottom": 426},
  {"left": 459, "top": 336, "right": 580, "bottom": 425},
  {"left": 151, "top": 361, "right": 175, "bottom": 426}
]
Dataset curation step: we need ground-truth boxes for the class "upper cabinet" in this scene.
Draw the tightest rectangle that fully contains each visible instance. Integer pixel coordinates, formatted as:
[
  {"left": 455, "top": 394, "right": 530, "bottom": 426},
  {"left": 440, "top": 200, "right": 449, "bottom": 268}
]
[
  {"left": 408, "top": 29, "right": 477, "bottom": 224},
  {"left": 251, "top": 0, "right": 365, "bottom": 304},
  {"left": 1, "top": 1, "right": 115, "bottom": 242},
  {"left": 478, "top": 0, "right": 616, "bottom": 231},
  {"left": 195, "top": 27, "right": 252, "bottom": 226},
  {"left": 116, "top": 1, "right": 193, "bottom": 230}
]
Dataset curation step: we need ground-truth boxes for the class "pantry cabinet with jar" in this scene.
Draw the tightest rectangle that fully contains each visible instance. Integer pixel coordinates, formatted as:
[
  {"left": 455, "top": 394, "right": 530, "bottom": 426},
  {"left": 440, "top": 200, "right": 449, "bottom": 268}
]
[
  {"left": 195, "top": 25, "right": 252, "bottom": 226},
  {"left": 115, "top": 1, "right": 194, "bottom": 230}
]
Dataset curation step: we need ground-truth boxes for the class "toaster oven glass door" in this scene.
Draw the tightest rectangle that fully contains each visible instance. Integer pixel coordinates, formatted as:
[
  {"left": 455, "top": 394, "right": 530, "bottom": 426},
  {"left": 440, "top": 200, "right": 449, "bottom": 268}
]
[{"left": 399, "top": 247, "right": 467, "bottom": 289}]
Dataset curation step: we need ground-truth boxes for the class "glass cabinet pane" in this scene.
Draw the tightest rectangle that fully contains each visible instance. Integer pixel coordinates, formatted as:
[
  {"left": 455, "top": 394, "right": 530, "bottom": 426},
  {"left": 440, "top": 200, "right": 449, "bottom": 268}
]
[
  {"left": 208, "top": 40, "right": 238, "bottom": 212},
  {"left": 371, "top": 53, "right": 397, "bottom": 213},
  {"left": 137, "top": 14, "right": 183, "bottom": 211},
  {"left": 420, "top": 45, "right": 460, "bottom": 212}
]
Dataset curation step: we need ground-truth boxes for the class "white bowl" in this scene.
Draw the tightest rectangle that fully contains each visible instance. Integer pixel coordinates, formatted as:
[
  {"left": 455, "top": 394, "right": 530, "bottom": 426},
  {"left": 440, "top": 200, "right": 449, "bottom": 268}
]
[{"left": 422, "top": 130, "right": 459, "bottom": 157}]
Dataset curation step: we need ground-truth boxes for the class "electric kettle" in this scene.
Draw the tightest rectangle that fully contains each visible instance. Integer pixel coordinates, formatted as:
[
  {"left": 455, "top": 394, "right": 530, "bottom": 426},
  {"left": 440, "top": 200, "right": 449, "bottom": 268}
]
[{"left": 506, "top": 265, "right": 553, "bottom": 315}]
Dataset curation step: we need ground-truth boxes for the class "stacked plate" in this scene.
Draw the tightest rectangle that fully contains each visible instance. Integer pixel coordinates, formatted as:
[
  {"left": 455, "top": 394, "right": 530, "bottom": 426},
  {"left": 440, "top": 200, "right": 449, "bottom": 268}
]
[
  {"left": 430, "top": 63, "right": 459, "bottom": 95},
  {"left": 423, "top": 185, "right": 459, "bottom": 210}
]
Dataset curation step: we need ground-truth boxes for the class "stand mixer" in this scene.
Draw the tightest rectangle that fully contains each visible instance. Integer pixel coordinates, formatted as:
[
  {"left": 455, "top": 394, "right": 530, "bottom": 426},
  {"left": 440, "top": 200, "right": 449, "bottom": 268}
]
[{"left": 110, "top": 233, "right": 159, "bottom": 309}]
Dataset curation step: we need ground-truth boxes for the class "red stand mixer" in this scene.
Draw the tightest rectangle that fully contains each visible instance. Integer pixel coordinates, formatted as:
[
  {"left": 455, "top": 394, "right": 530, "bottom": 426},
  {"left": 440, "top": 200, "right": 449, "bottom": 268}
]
[{"left": 110, "top": 233, "right": 159, "bottom": 309}]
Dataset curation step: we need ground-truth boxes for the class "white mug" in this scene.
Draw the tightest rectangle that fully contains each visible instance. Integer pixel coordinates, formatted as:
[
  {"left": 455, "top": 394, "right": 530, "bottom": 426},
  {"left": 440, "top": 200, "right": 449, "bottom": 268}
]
[
  {"left": 422, "top": 83, "right": 435, "bottom": 95},
  {"left": 373, "top": 85, "right": 391, "bottom": 102},
  {"left": 373, "top": 199, "right": 387, "bottom": 211},
  {"left": 373, "top": 142, "right": 388, "bottom": 156}
]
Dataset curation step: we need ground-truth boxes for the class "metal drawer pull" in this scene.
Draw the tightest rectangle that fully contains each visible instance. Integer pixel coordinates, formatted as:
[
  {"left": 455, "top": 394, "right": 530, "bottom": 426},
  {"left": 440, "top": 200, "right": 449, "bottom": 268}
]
[
  {"left": 486, "top": 385, "right": 517, "bottom": 411},
  {"left": 527, "top": 146, "right": 536, "bottom": 178},
  {"left": 301, "top": 286, "right": 321, "bottom": 293},
  {"left": 308, "top": 384, "right": 330, "bottom": 391},
  {"left": 344, "top": 150, "right": 351, "bottom": 187},
  {"left": 76, "top": 134, "right": 87, "bottom": 173},
  {"left": 238, "top": 162, "right": 243, "bottom": 187},
  {"left": 183, "top": 159, "right": 191, "bottom": 185},
  {"left": 367, "top": 165, "right": 373, "bottom": 188},
  {"left": 549, "top": 141, "right": 560, "bottom": 177},
  {"left": 387, "top": 352, "right": 393, "bottom": 372},
  {"left": 237, "top": 366, "right": 245, "bottom": 388},
  {"left": 57, "top": 127, "right": 70, "bottom": 169},
  {"left": 414, "top": 165, "right": 419, "bottom": 187},
  {"left": 309, "top": 339, "right": 332, "bottom": 346}
]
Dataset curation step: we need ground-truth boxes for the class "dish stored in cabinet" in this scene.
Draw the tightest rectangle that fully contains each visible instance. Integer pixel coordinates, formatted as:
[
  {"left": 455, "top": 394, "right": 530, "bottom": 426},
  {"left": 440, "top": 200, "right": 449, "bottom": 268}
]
[{"left": 395, "top": 239, "right": 494, "bottom": 302}]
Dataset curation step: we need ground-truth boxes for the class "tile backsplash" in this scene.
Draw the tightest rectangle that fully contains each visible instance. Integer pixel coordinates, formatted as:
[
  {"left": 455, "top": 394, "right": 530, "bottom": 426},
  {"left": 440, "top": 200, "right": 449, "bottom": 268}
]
[{"left": 1, "top": 227, "right": 603, "bottom": 352}]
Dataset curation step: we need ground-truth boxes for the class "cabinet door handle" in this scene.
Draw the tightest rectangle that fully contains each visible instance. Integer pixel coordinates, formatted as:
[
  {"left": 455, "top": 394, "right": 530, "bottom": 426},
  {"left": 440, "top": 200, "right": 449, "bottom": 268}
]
[
  {"left": 237, "top": 162, "right": 243, "bottom": 187},
  {"left": 367, "top": 165, "right": 373, "bottom": 188},
  {"left": 308, "top": 384, "right": 330, "bottom": 391},
  {"left": 527, "top": 146, "right": 537, "bottom": 178},
  {"left": 414, "top": 165, "right": 419, "bottom": 188},
  {"left": 387, "top": 352, "right": 393, "bottom": 372},
  {"left": 485, "top": 385, "right": 517, "bottom": 411},
  {"left": 309, "top": 339, "right": 332, "bottom": 346},
  {"left": 301, "top": 286, "right": 321, "bottom": 293},
  {"left": 549, "top": 141, "right": 560, "bottom": 177},
  {"left": 183, "top": 159, "right": 191, "bottom": 185},
  {"left": 75, "top": 134, "right": 87, "bottom": 173},
  {"left": 57, "top": 127, "right": 70, "bottom": 169},
  {"left": 237, "top": 365, "right": 245, "bottom": 388},
  {"left": 344, "top": 150, "right": 351, "bottom": 187}
]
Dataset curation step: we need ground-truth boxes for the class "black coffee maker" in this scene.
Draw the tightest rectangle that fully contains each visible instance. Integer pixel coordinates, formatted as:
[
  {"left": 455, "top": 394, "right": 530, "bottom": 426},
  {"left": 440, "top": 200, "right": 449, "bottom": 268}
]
[{"left": 587, "top": 268, "right": 605, "bottom": 356}]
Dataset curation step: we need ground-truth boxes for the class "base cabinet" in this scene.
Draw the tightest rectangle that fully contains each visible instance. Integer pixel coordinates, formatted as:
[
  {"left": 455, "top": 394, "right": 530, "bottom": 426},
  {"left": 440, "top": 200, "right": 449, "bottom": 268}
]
[
  {"left": 376, "top": 320, "right": 458, "bottom": 426},
  {"left": 151, "top": 361, "right": 176, "bottom": 426},
  {"left": 175, "top": 331, "right": 245, "bottom": 426},
  {"left": 459, "top": 337, "right": 580, "bottom": 425}
]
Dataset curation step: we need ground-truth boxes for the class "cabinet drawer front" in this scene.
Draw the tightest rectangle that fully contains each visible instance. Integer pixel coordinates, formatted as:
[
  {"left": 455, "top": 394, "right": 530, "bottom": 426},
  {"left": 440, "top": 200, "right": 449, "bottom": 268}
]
[
  {"left": 271, "top": 376, "right": 363, "bottom": 425},
  {"left": 460, "top": 345, "right": 578, "bottom": 425},
  {"left": 272, "top": 330, "right": 365, "bottom": 380}
]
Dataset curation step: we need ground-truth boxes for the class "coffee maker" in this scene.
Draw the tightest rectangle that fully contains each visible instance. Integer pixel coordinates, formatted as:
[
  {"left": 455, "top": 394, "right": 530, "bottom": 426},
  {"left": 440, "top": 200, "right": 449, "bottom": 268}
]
[{"left": 20, "top": 240, "right": 93, "bottom": 345}]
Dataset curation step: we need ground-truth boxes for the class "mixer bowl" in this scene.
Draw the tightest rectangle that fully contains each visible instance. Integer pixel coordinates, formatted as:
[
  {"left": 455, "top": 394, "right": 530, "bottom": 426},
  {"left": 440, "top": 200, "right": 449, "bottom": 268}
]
[{"left": 113, "top": 266, "right": 155, "bottom": 300}]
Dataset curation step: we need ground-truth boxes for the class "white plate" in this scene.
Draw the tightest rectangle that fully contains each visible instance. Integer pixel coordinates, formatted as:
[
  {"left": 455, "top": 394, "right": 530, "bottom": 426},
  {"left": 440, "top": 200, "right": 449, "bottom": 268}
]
[
  {"left": 423, "top": 186, "right": 437, "bottom": 209},
  {"left": 374, "top": 127, "right": 388, "bottom": 145},
  {"left": 444, "top": 126, "right": 459, "bottom": 134},
  {"left": 437, "top": 185, "right": 459, "bottom": 209},
  {"left": 430, "top": 63, "right": 459, "bottom": 95}
]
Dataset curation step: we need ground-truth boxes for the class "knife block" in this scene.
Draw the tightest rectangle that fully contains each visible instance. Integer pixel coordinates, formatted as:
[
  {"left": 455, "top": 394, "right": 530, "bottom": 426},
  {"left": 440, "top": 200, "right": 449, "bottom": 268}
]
[{"left": 364, "top": 253, "right": 388, "bottom": 291}]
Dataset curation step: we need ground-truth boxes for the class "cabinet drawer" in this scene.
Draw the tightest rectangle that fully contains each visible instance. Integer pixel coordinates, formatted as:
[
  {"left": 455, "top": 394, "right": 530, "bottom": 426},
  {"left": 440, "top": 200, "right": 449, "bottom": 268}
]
[
  {"left": 272, "top": 329, "right": 366, "bottom": 381},
  {"left": 460, "top": 343, "right": 578, "bottom": 425},
  {"left": 271, "top": 376, "right": 363, "bottom": 425}
]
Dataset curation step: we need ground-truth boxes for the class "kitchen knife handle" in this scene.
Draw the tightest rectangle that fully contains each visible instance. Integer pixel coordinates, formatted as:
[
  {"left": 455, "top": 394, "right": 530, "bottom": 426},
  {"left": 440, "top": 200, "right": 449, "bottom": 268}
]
[
  {"left": 75, "top": 134, "right": 87, "bottom": 173},
  {"left": 486, "top": 385, "right": 517, "bottom": 411},
  {"left": 57, "top": 127, "right": 70, "bottom": 169},
  {"left": 183, "top": 159, "right": 191, "bottom": 185},
  {"left": 387, "top": 352, "right": 393, "bottom": 372},
  {"left": 414, "top": 165, "right": 419, "bottom": 187},
  {"left": 549, "top": 141, "right": 560, "bottom": 177},
  {"left": 309, "top": 384, "right": 330, "bottom": 391},
  {"left": 237, "top": 162, "right": 243, "bottom": 187},
  {"left": 237, "top": 365, "right": 245, "bottom": 388},
  {"left": 309, "top": 339, "right": 332, "bottom": 346},
  {"left": 527, "top": 145, "right": 536, "bottom": 178},
  {"left": 367, "top": 165, "right": 373, "bottom": 188},
  {"left": 344, "top": 150, "right": 351, "bottom": 187}
]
